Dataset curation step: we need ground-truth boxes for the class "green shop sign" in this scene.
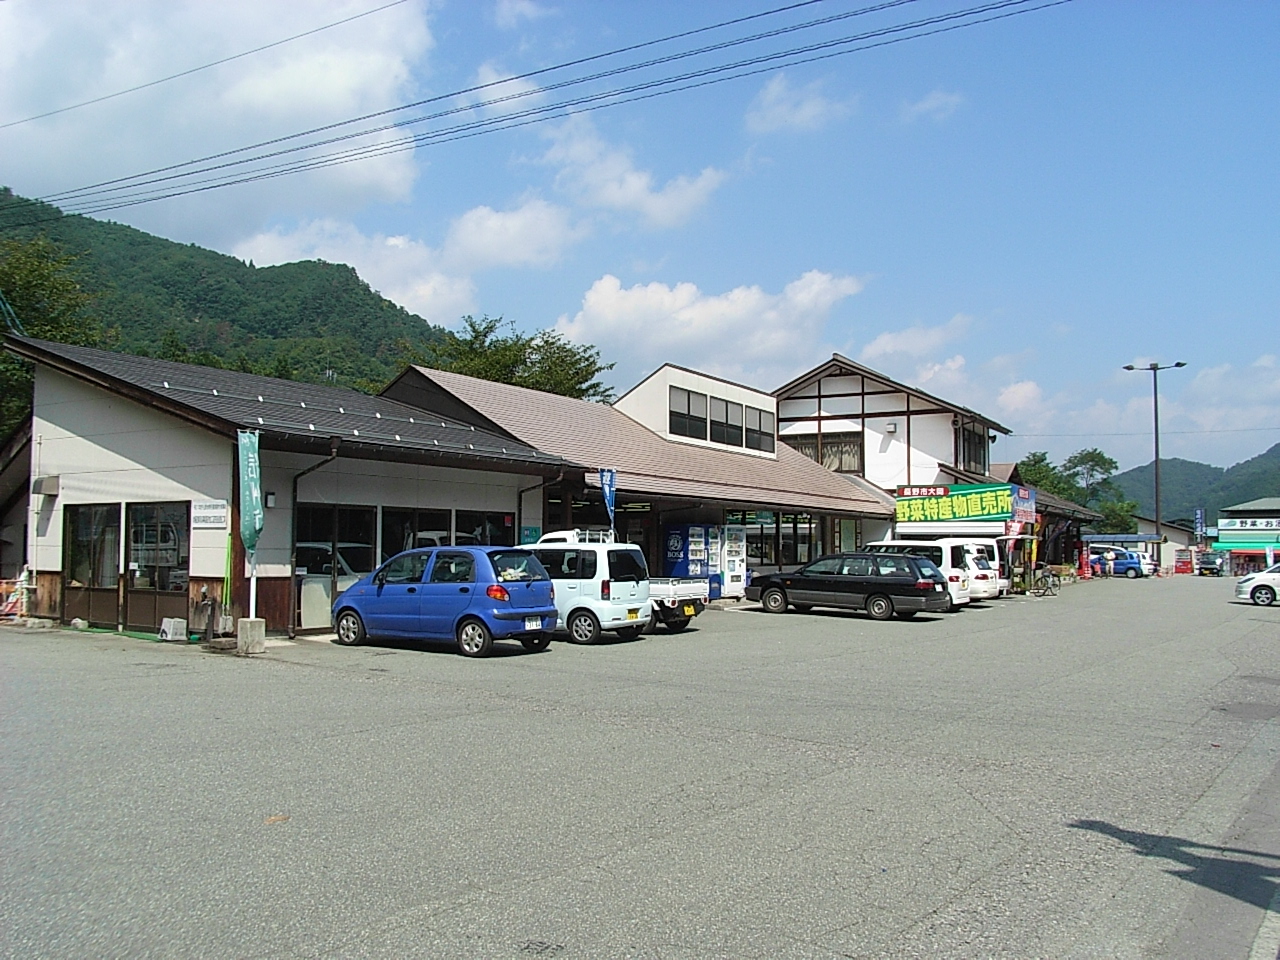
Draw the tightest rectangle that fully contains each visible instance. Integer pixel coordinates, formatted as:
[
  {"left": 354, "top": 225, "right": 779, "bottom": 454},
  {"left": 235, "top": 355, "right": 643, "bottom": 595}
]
[{"left": 895, "top": 483, "right": 1015, "bottom": 523}]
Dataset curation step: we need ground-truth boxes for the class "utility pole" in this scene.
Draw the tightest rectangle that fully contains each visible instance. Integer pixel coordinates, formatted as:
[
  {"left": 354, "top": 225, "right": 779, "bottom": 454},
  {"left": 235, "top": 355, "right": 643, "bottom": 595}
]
[{"left": 1123, "top": 361, "right": 1186, "bottom": 559}]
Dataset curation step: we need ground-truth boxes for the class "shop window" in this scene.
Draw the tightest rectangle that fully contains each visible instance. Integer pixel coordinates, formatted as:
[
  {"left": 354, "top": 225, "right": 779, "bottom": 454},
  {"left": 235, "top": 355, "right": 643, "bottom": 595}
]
[
  {"left": 709, "top": 397, "right": 744, "bottom": 447},
  {"left": 819, "top": 432, "right": 863, "bottom": 474},
  {"left": 126, "top": 502, "right": 190, "bottom": 593},
  {"left": 669, "top": 386, "right": 708, "bottom": 440},
  {"left": 745, "top": 407, "right": 775, "bottom": 451},
  {"left": 337, "top": 507, "right": 377, "bottom": 579},
  {"left": 381, "top": 507, "right": 452, "bottom": 562},
  {"left": 64, "top": 504, "right": 120, "bottom": 590},
  {"left": 295, "top": 504, "right": 376, "bottom": 578},
  {"left": 455, "top": 511, "right": 516, "bottom": 547}
]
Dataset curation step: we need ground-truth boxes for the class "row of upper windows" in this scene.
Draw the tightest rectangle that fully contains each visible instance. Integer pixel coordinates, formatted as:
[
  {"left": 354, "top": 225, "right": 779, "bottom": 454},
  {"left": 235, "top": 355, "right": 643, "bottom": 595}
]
[{"left": 669, "top": 386, "right": 775, "bottom": 452}]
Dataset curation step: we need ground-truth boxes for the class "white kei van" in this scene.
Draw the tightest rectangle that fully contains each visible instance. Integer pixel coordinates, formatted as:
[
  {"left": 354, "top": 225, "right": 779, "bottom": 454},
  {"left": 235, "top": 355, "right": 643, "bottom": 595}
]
[
  {"left": 964, "top": 538, "right": 1009, "bottom": 594},
  {"left": 533, "top": 530, "right": 653, "bottom": 644},
  {"left": 866, "top": 539, "right": 973, "bottom": 610}
]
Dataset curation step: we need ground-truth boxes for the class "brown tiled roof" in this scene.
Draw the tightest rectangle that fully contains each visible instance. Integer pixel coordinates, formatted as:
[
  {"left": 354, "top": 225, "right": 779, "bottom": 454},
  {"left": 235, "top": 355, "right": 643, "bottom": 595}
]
[{"left": 396, "top": 367, "right": 893, "bottom": 517}]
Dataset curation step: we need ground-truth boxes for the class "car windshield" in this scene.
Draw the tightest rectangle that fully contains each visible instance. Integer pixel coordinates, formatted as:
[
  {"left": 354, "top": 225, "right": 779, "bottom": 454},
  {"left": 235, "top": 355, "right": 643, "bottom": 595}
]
[
  {"left": 970, "top": 556, "right": 992, "bottom": 570},
  {"left": 489, "top": 551, "right": 549, "bottom": 582}
]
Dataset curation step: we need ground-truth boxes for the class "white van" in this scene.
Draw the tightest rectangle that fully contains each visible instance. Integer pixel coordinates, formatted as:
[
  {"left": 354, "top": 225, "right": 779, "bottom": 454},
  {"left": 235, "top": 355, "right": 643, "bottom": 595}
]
[
  {"left": 533, "top": 530, "right": 653, "bottom": 644},
  {"left": 964, "top": 538, "right": 1009, "bottom": 594},
  {"left": 866, "top": 539, "right": 972, "bottom": 610}
]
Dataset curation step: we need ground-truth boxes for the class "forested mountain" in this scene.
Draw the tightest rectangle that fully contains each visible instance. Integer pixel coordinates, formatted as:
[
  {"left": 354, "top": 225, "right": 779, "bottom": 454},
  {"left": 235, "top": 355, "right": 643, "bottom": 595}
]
[
  {"left": 0, "top": 189, "right": 444, "bottom": 387},
  {"left": 1111, "top": 443, "right": 1280, "bottom": 521}
]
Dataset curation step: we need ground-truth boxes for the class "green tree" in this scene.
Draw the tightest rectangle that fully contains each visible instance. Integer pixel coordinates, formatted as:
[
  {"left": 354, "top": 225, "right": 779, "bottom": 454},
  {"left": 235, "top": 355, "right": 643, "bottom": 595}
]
[
  {"left": 399, "top": 315, "right": 615, "bottom": 401},
  {"left": 1060, "top": 447, "right": 1120, "bottom": 506},
  {"left": 1015, "top": 451, "right": 1081, "bottom": 501},
  {"left": 1095, "top": 497, "right": 1139, "bottom": 534},
  {"left": 0, "top": 236, "right": 104, "bottom": 436}
]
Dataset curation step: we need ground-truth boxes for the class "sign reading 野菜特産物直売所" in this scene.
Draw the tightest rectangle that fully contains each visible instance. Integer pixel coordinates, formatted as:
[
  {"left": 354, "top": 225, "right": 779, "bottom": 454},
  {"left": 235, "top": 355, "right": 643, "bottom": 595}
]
[{"left": 895, "top": 483, "right": 1031, "bottom": 523}]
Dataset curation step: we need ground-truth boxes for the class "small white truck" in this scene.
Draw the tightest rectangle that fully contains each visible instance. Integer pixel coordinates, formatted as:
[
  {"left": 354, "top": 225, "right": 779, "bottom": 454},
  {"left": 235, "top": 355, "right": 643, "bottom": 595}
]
[{"left": 647, "top": 576, "right": 708, "bottom": 633}]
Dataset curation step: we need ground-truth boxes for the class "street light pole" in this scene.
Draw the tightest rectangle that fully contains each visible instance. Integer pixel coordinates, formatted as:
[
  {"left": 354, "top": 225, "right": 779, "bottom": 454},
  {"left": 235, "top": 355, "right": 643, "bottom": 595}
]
[{"left": 1123, "top": 361, "right": 1186, "bottom": 560}]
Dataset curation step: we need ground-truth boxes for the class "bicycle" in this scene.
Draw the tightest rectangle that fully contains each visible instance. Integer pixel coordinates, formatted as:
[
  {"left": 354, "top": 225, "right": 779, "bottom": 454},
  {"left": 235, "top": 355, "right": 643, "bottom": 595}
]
[{"left": 1029, "top": 565, "right": 1060, "bottom": 597}]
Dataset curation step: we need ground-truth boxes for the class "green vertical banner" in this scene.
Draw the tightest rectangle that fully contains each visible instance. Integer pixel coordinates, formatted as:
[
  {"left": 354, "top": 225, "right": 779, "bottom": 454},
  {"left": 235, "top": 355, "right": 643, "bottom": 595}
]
[{"left": 237, "top": 429, "right": 264, "bottom": 556}]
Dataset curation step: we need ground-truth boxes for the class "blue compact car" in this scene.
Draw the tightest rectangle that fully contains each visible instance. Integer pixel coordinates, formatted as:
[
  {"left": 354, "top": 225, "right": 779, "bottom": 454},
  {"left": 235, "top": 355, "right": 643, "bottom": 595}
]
[{"left": 332, "top": 547, "right": 558, "bottom": 657}]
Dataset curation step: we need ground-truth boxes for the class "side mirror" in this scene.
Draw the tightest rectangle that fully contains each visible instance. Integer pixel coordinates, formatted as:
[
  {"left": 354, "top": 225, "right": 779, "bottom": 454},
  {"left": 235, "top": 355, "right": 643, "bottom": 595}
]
[{"left": 373, "top": 571, "right": 386, "bottom": 586}]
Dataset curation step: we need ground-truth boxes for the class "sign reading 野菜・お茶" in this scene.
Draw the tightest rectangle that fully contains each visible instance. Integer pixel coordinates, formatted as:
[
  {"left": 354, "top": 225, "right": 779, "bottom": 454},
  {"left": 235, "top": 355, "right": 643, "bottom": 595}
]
[
  {"left": 1217, "top": 518, "right": 1280, "bottom": 531},
  {"left": 895, "top": 483, "right": 1023, "bottom": 523},
  {"left": 191, "top": 500, "right": 229, "bottom": 529}
]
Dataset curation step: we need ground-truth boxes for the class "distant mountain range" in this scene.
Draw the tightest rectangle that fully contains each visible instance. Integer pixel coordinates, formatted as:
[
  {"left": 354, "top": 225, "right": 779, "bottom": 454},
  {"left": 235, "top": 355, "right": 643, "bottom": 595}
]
[
  {"left": 0, "top": 189, "right": 444, "bottom": 388},
  {"left": 1111, "top": 442, "right": 1280, "bottom": 522}
]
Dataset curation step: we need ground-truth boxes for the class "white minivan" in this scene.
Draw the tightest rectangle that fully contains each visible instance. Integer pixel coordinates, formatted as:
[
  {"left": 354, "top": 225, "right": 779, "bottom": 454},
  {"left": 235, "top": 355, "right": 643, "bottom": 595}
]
[
  {"left": 866, "top": 539, "right": 972, "bottom": 610},
  {"left": 533, "top": 530, "right": 653, "bottom": 644}
]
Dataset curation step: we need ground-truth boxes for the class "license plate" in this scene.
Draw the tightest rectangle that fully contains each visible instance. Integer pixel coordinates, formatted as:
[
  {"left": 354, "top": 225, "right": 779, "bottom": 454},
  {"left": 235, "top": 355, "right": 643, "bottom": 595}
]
[
  {"left": 627, "top": 609, "right": 639, "bottom": 620},
  {"left": 682, "top": 604, "right": 695, "bottom": 616},
  {"left": 523, "top": 616, "right": 542, "bottom": 631},
  {"left": 935, "top": 584, "right": 943, "bottom": 591}
]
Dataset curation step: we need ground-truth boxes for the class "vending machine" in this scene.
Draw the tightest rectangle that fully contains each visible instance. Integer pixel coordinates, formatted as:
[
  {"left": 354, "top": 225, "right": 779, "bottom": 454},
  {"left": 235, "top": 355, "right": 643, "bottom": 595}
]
[
  {"left": 706, "top": 525, "right": 722, "bottom": 600},
  {"left": 720, "top": 524, "right": 747, "bottom": 599},
  {"left": 664, "top": 525, "right": 709, "bottom": 579}
]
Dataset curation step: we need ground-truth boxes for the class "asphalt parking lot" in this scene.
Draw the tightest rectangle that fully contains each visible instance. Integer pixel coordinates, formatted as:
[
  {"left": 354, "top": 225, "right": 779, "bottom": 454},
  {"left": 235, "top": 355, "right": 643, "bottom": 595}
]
[{"left": 4, "top": 575, "right": 1280, "bottom": 959}]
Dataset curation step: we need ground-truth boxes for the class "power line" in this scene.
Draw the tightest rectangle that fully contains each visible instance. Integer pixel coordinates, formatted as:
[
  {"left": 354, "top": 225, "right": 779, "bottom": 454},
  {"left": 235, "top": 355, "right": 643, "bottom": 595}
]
[
  {"left": 42, "top": 0, "right": 948, "bottom": 209},
  {"left": 11, "top": 0, "right": 1070, "bottom": 222},
  {"left": 1011, "top": 427, "right": 1280, "bottom": 438},
  {"left": 33, "top": 0, "right": 848, "bottom": 204},
  {"left": 0, "top": 0, "right": 413, "bottom": 131}
]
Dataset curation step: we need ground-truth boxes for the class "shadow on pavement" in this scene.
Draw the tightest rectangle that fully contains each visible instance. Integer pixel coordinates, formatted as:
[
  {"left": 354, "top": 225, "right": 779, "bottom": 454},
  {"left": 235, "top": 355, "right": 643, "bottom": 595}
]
[{"left": 1070, "top": 818, "right": 1280, "bottom": 911}]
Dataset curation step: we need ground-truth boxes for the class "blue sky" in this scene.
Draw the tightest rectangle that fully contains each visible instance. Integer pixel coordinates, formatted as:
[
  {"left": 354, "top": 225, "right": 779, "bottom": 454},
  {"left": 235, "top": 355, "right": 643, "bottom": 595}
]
[{"left": 2, "top": 0, "right": 1278, "bottom": 469}]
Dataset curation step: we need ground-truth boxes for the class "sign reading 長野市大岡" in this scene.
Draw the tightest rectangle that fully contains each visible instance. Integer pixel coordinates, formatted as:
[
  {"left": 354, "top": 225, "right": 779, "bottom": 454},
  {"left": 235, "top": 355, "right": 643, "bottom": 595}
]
[{"left": 895, "top": 483, "right": 1033, "bottom": 523}]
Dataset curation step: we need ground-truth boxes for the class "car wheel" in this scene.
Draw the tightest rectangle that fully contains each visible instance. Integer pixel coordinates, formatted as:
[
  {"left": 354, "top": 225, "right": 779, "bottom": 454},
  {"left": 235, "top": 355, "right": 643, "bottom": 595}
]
[
  {"left": 664, "top": 617, "right": 691, "bottom": 633},
  {"left": 335, "top": 610, "right": 365, "bottom": 646},
  {"left": 866, "top": 594, "right": 893, "bottom": 621},
  {"left": 456, "top": 618, "right": 493, "bottom": 657},
  {"left": 1125, "top": 568, "right": 1139, "bottom": 579},
  {"left": 1253, "top": 585, "right": 1277, "bottom": 607},
  {"left": 567, "top": 610, "right": 601, "bottom": 644},
  {"left": 761, "top": 588, "right": 787, "bottom": 614},
  {"left": 520, "top": 632, "right": 552, "bottom": 652},
  {"left": 895, "top": 611, "right": 918, "bottom": 619},
  {"left": 615, "top": 625, "right": 644, "bottom": 640}
]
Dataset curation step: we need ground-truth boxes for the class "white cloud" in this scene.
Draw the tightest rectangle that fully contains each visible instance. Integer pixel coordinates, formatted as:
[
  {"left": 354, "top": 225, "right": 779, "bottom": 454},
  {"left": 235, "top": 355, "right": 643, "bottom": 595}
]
[
  {"left": 0, "top": 1, "right": 433, "bottom": 246},
  {"left": 442, "top": 198, "right": 585, "bottom": 271},
  {"left": 232, "top": 197, "right": 581, "bottom": 324},
  {"left": 859, "top": 314, "right": 971, "bottom": 361},
  {"left": 465, "top": 62, "right": 545, "bottom": 116},
  {"left": 233, "top": 218, "right": 474, "bottom": 326},
  {"left": 544, "top": 118, "right": 726, "bottom": 228},
  {"left": 901, "top": 89, "right": 964, "bottom": 123},
  {"left": 745, "top": 74, "right": 852, "bottom": 134},
  {"left": 556, "top": 269, "right": 862, "bottom": 386},
  {"left": 997, "top": 380, "right": 1044, "bottom": 416},
  {"left": 494, "top": 0, "right": 550, "bottom": 29},
  {"left": 1254, "top": 354, "right": 1276, "bottom": 368}
]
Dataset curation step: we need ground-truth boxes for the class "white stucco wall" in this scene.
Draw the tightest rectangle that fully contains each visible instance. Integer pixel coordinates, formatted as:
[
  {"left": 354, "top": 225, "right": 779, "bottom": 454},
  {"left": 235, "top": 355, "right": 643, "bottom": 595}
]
[
  {"left": 777, "top": 370, "right": 976, "bottom": 492},
  {"left": 615, "top": 365, "right": 777, "bottom": 458},
  {"left": 29, "top": 368, "right": 233, "bottom": 577},
  {"left": 254, "top": 451, "right": 541, "bottom": 576}
]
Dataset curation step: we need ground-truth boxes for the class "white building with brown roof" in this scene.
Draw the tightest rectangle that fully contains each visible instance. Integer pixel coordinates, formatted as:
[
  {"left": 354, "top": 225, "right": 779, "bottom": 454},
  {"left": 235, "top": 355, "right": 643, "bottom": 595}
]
[{"left": 381, "top": 364, "right": 894, "bottom": 574}]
